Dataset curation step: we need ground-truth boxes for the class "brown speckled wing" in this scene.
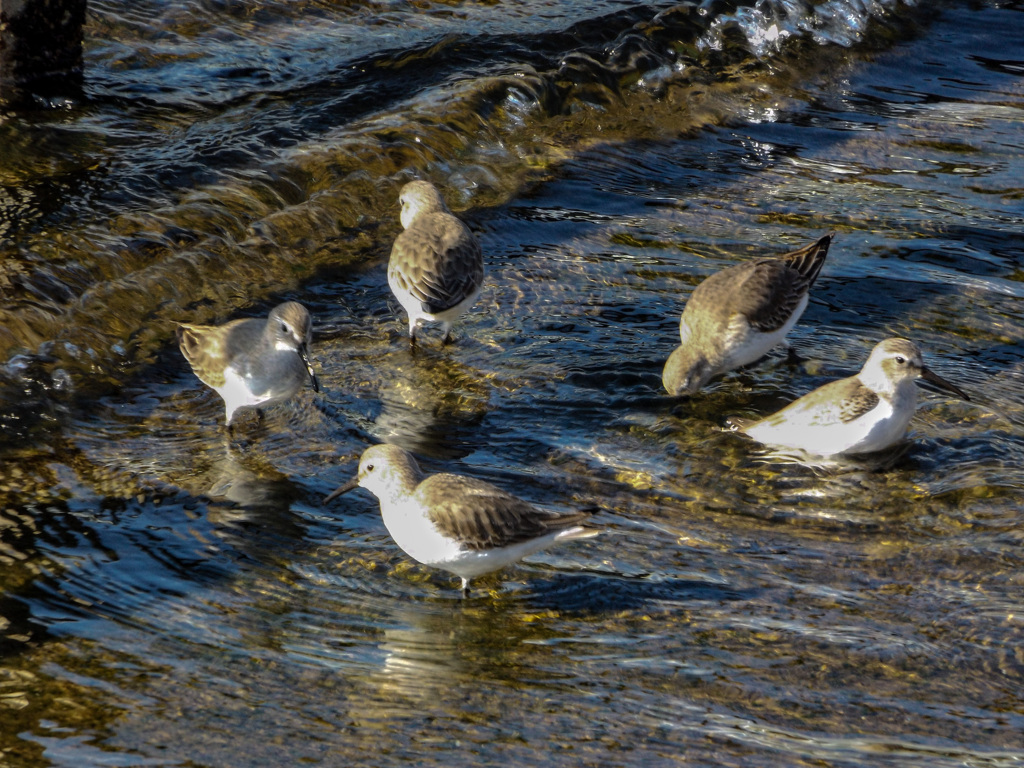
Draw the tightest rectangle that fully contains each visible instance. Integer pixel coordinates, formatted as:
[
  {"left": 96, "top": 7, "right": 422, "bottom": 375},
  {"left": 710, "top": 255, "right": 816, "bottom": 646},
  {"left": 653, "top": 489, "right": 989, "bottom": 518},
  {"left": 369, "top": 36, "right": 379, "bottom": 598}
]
[
  {"left": 736, "top": 234, "right": 833, "bottom": 333},
  {"left": 176, "top": 318, "right": 258, "bottom": 388},
  {"left": 757, "top": 377, "right": 881, "bottom": 429},
  {"left": 731, "top": 259, "right": 807, "bottom": 333},
  {"left": 419, "top": 474, "right": 588, "bottom": 551},
  {"left": 835, "top": 385, "right": 881, "bottom": 423},
  {"left": 390, "top": 212, "right": 483, "bottom": 314}
]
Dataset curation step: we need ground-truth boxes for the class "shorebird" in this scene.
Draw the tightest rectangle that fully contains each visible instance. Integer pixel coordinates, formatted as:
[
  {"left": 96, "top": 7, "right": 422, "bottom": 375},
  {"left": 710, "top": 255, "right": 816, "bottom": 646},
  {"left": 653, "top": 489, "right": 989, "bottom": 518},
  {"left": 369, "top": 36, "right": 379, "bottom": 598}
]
[
  {"left": 663, "top": 233, "right": 834, "bottom": 395},
  {"left": 729, "top": 337, "right": 969, "bottom": 458},
  {"left": 387, "top": 180, "right": 484, "bottom": 344},
  {"left": 177, "top": 301, "right": 319, "bottom": 426},
  {"left": 324, "top": 444, "right": 598, "bottom": 595}
]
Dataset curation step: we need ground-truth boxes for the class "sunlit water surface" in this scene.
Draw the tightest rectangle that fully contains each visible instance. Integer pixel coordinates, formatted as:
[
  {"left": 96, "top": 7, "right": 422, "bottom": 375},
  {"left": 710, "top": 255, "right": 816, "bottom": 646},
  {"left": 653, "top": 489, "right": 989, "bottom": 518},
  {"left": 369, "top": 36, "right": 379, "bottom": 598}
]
[{"left": 1, "top": 0, "right": 1024, "bottom": 766}]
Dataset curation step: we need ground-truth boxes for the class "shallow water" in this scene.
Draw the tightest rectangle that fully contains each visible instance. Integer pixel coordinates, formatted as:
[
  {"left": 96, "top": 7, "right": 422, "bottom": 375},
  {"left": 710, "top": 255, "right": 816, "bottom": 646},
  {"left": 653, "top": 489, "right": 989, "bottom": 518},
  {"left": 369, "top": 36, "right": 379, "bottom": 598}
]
[{"left": 2, "top": 0, "right": 1024, "bottom": 765}]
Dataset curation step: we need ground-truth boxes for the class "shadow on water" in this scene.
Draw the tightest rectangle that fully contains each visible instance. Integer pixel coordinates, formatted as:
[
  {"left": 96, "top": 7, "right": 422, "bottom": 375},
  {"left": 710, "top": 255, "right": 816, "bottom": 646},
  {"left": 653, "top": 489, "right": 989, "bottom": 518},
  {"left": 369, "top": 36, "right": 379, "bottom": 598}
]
[
  {"left": 524, "top": 572, "right": 754, "bottom": 614},
  {"left": 368, "top": 344, "right": 494, "bottom": 461},
  {"left": 194, "top": 444, "right": 313, "bottom": 557}
]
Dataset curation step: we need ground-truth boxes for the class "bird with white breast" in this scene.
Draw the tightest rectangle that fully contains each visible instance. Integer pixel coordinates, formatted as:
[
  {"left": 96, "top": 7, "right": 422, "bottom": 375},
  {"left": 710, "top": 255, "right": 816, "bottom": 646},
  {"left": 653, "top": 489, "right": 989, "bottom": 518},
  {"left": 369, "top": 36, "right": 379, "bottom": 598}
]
[
  {"left": 387, "top": 180, "right": 484, "bottom": 345},
  {"left": 177, "top": 301, "right": 319, "bottom": 428},
  {"left": 729, "top": 337, "right": 970, "bottom": 458},
  {"left": 324, "top": 444, "right": 598, "bottom": 596}
]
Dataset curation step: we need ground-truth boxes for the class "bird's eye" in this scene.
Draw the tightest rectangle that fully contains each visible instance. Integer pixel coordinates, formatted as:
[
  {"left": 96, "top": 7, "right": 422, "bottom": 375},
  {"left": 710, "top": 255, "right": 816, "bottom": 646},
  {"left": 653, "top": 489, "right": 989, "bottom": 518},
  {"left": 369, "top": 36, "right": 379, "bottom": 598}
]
[
  {"left": 281, "top": 323, "right": 290, "bottom": 334},
  {"left": 365, "top": 464, "right": 375, "bottom": 473},
  {"left": 895, "top": 355, "right": 906, "bottom": 365}
]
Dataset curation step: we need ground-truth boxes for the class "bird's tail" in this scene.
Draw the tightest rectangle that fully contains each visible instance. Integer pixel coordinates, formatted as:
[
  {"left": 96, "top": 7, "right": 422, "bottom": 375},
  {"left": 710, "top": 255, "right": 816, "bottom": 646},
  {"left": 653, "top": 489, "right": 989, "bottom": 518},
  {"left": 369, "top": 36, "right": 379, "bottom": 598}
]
[{"left": 783, "top": 232, "right": 835, "bottom": 288}]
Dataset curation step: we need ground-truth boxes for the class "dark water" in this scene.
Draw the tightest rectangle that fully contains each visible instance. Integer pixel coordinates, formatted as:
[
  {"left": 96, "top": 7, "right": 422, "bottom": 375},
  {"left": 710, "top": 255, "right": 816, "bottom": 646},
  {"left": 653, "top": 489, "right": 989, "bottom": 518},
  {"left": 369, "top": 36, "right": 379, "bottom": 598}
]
[{"left": 2, "top": 0, "right": 1024, "bottom": 765}]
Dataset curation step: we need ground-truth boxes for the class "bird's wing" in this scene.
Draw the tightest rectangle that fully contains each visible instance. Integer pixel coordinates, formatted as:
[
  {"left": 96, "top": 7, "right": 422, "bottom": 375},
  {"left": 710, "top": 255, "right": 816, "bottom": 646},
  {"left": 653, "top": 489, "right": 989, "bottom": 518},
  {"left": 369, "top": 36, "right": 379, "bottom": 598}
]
[
  {"left": 726, "top": 234, "right": 833, "bottom": 333},
  {"left": 390, "top": 214, "right": 483, "bottom": 314},
  {"left": 176, "top": 318, "right": 258, "bottom": 388},
  {"left": 753, "top": 377, "right": 881, "bottom": 429},
  {"left": 729, "top": 259, "right": 810, "bottom": 333},
  {"left": 420, "top": 475, "right": 586, "bottom": 551}
]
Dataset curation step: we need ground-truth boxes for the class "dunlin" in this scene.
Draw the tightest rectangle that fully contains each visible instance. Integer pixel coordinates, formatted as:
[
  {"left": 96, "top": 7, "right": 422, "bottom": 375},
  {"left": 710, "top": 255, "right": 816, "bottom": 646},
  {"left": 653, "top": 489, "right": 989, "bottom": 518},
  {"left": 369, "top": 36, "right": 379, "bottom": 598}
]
[
  {"left": 177, "top": 301, "right": 319, "bottom": 426},
  {"left": 729, "top": 337, "right": 969, "bottom": 457},
  {"left": 324, "top": 444, "right": 598, "bottom": 595},
  {"left": 387, "top": 180, "right": 484, "bottom": 344},
  {"left": 663, "top": 233, "right": 834, "bottom": 395}
]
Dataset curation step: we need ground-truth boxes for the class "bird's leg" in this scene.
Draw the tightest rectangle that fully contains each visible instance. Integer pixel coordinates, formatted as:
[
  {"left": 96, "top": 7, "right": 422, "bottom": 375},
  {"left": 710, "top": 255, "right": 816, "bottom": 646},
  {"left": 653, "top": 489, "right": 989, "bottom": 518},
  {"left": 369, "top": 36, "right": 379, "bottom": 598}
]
[{"left": 460, "top": 577, "right": 470, "bottom": 598}]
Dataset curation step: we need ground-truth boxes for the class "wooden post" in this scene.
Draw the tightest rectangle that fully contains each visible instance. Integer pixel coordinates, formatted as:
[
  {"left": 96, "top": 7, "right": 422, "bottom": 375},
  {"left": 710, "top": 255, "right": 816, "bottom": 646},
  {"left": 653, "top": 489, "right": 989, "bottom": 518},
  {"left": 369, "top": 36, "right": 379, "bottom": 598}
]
[{"left": 0, "top": 0, "right": 86, "bottom": 104}]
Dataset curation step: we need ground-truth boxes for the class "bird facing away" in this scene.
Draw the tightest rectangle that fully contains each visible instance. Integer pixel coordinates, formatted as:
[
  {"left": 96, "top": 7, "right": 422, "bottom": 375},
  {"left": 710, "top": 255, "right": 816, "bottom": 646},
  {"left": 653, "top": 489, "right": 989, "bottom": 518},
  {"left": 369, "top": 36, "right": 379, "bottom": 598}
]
[
  {"left": 324, "top": 444, "right": 598, "bottom": 595},
  {"left": 662, "top": 233, "right": 834, "bottom": 396},
  {"left": 387, "top": 180, "right": 485, "bottom": 344},
  {"left": 729, "top": 338, "right": 970, "bottom": 458},
  {"left": 177, "top": 301, "right": 319, "bottom": 426}
]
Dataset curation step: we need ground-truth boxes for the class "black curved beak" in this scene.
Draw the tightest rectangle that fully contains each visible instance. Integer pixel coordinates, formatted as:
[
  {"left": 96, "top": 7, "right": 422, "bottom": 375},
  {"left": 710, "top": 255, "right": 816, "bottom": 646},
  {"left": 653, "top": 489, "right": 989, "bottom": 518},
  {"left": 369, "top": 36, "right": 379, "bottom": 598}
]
[
  {"left": 323, "top": 476, "right": 359, "bottom": 505},
  {"left": 300, "top": 345, "right": 320, "bottom": 393},
  {"left": 921, "top": 366, "right": 970, "bottom": 402}
]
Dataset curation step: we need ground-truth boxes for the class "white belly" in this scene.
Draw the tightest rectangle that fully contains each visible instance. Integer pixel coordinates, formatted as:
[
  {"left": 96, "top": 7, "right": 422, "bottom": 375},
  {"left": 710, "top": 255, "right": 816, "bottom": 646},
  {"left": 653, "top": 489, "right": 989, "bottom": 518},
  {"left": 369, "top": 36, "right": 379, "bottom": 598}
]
[
  {"left": 718, "top": 293, "right": 808, "bottom": 372},
  {"left": 381, "top": 502, "right": 583, "bottom": 580},
  {"left": 215, "top": 367, "right": 272, "bottom": 422}
]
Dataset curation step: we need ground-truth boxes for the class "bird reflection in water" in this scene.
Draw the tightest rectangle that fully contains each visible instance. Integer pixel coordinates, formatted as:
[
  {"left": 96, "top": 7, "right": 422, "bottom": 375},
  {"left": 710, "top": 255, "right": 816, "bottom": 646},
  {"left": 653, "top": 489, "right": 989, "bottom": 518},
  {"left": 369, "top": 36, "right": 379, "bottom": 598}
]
[{"left": 372, "top": 344, "right": 492, "bottom": 461}]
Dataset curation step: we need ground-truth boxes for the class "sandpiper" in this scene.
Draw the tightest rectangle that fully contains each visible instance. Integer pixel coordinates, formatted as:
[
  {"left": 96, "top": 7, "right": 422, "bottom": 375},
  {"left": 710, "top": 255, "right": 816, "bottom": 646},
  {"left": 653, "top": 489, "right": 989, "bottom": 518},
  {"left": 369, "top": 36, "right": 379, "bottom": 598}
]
[
  {"left": 177, "top": 301, "right": 319, "bottom": 426},
  {"left": 663, "top": 233, "right": 834, "bottom": 396},
  {"left": 324, "top": 444, "right": 598, "bottom": 595},
  {"left": 729, "top": 337, "right": 970, "bottom": 458},
  {"left": 387, "top": 180, "right": 484, "bottom": 344}
]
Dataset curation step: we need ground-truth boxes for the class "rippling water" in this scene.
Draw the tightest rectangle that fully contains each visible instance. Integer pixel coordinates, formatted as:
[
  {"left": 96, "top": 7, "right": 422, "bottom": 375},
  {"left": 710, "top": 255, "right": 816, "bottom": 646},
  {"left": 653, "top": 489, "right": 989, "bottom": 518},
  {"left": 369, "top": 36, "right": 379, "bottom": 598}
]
[{"left": 2, "top": 0, "right": 1024, "bottom": 765}]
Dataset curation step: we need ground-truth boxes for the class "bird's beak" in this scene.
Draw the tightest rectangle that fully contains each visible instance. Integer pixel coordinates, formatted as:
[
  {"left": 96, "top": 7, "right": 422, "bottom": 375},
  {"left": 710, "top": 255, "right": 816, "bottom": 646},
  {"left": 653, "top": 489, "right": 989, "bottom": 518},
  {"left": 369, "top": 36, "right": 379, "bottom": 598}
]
[
  {"left": 921, "top": 366, "right": 970, "bottom": 402},
  {"left": 300, "top": 345, "right": 320, "bottom": 393},
  {"left": 323, "top": 476, "right": 359, "bottom": 504}
]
